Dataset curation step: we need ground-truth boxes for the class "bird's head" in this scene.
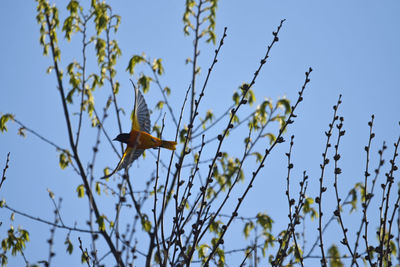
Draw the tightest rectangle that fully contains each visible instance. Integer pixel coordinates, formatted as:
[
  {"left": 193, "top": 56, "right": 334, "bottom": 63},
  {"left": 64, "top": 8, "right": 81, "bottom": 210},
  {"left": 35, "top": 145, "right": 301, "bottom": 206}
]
[{"left": 113, "top": 133, "right": 130, "bottom": 144}]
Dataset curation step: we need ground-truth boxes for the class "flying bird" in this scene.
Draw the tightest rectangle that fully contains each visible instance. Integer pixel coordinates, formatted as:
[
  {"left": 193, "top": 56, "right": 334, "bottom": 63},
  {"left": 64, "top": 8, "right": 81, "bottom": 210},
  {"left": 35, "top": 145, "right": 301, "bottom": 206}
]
[{"left": 101, "top": 81, "right": 176, "bottom": 179}]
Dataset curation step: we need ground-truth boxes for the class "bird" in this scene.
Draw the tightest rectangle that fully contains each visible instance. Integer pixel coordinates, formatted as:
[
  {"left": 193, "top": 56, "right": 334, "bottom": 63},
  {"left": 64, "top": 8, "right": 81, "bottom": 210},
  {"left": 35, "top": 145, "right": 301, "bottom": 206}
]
[{"left": 101, "top": 81, "right": 177, "bottom": 179}]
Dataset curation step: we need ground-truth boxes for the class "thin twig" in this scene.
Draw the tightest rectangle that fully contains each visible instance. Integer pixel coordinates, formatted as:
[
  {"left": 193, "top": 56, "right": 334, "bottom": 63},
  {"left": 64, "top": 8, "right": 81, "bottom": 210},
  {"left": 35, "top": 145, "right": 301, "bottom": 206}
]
[
  {"left": 106, "top": 11, "right": 123, "bottom": 153},
  {"left": 145, "top": 60, "right": 178, "bottom": 127},
  {"left": 0, "top": 152, "right": 10, "bottom": 190},
  {"left": 352, "top": 141, "right": 386, "bottom": 265},
  {"left": 4, "top": 204, "right": 98, "bottom": 234},
  {"left": 361, "top": 115, "right": 376, "bottom": 266},
  {"left": 79, "top": 237, "right": 92, "bottom": 267},
  {"left": 153, "top": 115, "right": 166, "bottom": 263},
  {"left": 285, "top": 136, "right": 305, "bottom": 267},
  {"left": 378, "top": 134, "right": 400, "bottom": 266},
  {"left": 332, "top": 116, "right": 359, "bottom": 266},
  {"left": 75, "top": 13, "right": 90, "bottom": 148},
  {"left": 204, "top": 65, "right": 311, "bottom": 266},
  {"left": 316, "top": 95, "right": 342, "bottom": 267},
  {"left": 47, "top": 198, "right": 61, "bottom": 266},
  {"left": 44, "top": 12, "right": 123, "bottom": 265}
]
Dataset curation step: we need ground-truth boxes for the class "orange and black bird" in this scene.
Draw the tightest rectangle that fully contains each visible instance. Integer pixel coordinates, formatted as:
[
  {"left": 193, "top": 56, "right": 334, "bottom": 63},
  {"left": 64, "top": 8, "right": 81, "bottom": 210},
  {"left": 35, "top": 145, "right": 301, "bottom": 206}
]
[{"left": 101, "top": 82, "right": 176, "bottom": 179}]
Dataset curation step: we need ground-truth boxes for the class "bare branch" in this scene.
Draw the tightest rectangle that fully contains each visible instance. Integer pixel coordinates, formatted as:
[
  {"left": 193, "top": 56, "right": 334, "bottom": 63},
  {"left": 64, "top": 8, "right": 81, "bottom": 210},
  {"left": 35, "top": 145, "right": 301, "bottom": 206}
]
[{"left": 0, "top": 152, "right": 10, "bottom": 190}]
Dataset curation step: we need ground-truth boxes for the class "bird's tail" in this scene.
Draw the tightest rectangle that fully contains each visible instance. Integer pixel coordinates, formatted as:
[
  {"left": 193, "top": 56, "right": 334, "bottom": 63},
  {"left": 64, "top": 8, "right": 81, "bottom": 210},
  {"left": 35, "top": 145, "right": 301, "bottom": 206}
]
[{"left": 161, "top": 140, "right": 177, "bottom": 150}]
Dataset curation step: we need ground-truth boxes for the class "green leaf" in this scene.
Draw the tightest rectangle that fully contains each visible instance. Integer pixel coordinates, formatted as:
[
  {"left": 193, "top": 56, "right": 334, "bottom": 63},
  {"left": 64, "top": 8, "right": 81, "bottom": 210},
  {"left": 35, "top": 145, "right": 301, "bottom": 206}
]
[
  {"left": 206, "top": 29, "right": 216, "bottom": 44},
  {"left": 113, "top": 81, "right": 120, "bottom": 94},
  {"left": 355, "top": 182, "right": 365, "bottom": 203},
  {"left": 67, "top": 0, "right": 80, "bottom": 13},
  {"left": 348, "top": 187, "right": 358, "bottom": 213},
  {"left": 276, "top": 98, "right": 291, "bottom": 115},
  {"left": 243, "top": 221, "right": 254, "bottom": 239},
  {"left": 126, "top": 55, "right": 145, "bottom": 75},
  {"left": 93, "top": 2, "right": 109, "bottom": 35},
  {"left": 247, "top": 89, "right": 256, "bottom": 105},
  {"left": 262, "top": 133, "right": 276, "bottom": 145},
  {"left": 66, "top": 88, "right": 77, "bottom": 104},
  {"left": 164, "top": 86, "right": 171, "bottom": 96},
  {"left": 47, "top": 188, "right": 55, "bottom": 199},
  {"left": 216, "top": 247, "right": 225, "bottom": 267},
  {"left": 209, "top": 220, "right": 221, "bottom": 233},
  {"left": 328, "top": 244, "right": 343, "bottom": 267},
  {"left": 54, "top": 47, "right": 61, "bottom": 62},
  {"left": 95, "top": 38, "right": 106, "bottom": 63},
  {"left": 152, "top": 58, "right": 164, "bottom": 75},
  {"left": 138, "top": 74, "right": 152, "bottom": 93},
  {"left": 156, "top": 101, "right": 164, "bottom": 110},
  {"left": 205, "top": 110, "right": 214, "bottom": 121},
  {"left": 46, "top": 66, "right": 54, "bottom": 74},
  {"left": 96, "top": 215, "right": 106, "bottom": 231},
  {"left": 256, "top": 213, "right": 273, "bottom": 231},
  {"left": 180, "top": 126, "right": 188, "bottom": 143},
  {"left": 232, "top": 114, "right": 239, "bottom": 124},
  {"left": 95, "top": 182, "right": 101, "bottom": 195},
  {"left": 1, "top": 238, "right": 7, "bottom": 251},
  {"left": 232, "top": 91, "right": 240, "bottom": 105},
  {"left": 64, "top": 237, "right": 73, "bottom": 254},
  {"left": 17, "top": 127, "right": 26, "bottom": 138},
  {"left": 271, "top": 115, "right": 286, "bottom": 130},
  {"left": 1, "top": 254, "right": 7, "bottom": 266},
  {"left": 84, "top": 89, "right": 95, "bottom": 119},
  {"left": 0, "top": 114, "right": 15, "bottom": 132},
  {"left": 251, "top": 152, "right": 263, "bottom": 163},
  {"left": 152, "top": 124, "right": 161, "bottom": 138},
  {"left": 197, "top": 243, "right": 210, "bottom": 261},
  {"left": 303, "top": 197, "right": 318, "bottom": 220},
  {"left": 103, "top": 167, "right": 110, "bottom": 177},
  {"left": 141, "top": 215, "right": 152, "bottom": 233},
  {"left": 81, "top": 252, "right": 89, "bottom": 263},
  {"left": 59, "top": 150, "right": 71, "bottom": 170},
  {"left": 76, "top": 184, "right": 85, "bottom": 198},
  {"left": 390, "top": 239, "right": 397, "bottom": 256},
  {"left": 59, "top": 152, "right": 68, "bottom": 169},
  {"left": 261, "top": 98, "right": 273, "bottom": 111}
]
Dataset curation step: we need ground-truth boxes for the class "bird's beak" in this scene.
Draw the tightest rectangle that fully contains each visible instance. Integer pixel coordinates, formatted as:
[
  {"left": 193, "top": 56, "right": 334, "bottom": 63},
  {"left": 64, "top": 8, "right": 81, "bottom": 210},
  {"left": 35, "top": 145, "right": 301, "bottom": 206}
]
[{"left": 113, "top": 137, "right": 117, "bottom": 141}]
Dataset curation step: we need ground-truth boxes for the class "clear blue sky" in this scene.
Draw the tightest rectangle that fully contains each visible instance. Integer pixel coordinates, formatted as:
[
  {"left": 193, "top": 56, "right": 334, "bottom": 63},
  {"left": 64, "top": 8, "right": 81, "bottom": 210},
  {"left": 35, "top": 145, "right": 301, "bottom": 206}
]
[{"left": 1, "top": 1, "right": 399, "bottom": 266}]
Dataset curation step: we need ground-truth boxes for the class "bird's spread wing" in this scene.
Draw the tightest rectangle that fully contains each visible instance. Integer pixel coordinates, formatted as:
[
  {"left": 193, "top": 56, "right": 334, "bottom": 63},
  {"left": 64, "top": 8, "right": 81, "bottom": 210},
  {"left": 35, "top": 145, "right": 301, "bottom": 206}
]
[
  {"left": 101, "top": 147, "right": 144, "bottom": 179},
  {"left": 131, "top": 80, "right": 151, "bottom": 133},
  {"left": 101, "top": 81, "right": 150, "bottom": 180}
]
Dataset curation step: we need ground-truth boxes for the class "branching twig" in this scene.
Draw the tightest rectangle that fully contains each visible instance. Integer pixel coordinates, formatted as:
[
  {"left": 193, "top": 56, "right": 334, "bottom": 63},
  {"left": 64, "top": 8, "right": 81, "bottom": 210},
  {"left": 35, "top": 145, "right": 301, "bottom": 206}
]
[
  {"left": 361, "top": 115, "right": 376, "bottom": 266},
  {"left": 47, "top": 198, "right": 61, "bottom": 266},
  {"left": 145, "top": 60, "right": 178, "bottom": 127},
  {"left": 189, "top": 21, "right": 286, "bottom": 265},
  {"left": 43, "top": 11, "right": 124, "bottom": 265},
  {"left": 4, "top": 204, "right": 98, "bottom": 234},
  {"left": 153, "top": 115, "right": 166, "bottom": 263},
  {"left": 13, "top": 118, "right": 80, "bottom": 175},
  {"left": 332, "top": 116, "right": 359, "bottom": 266},
  {"left": 105, "top": 11, "right": 123, "bottom": 153},
  {"left": 377, "top": 133, "right": 400, "bottom": 266},
  {"left": 316, "top": 95, "right": 342, "bottom": 267},
  {"left": 352, "top": 141, "right": 386, "bottom": 265},
  {"left": 204, "top": 65, "right": 311, "bottom": 266},
  {"left": 284, "top": 136, "right": 304, "bottom": 267},
  {"left": 79, "top": 237, "right": 92, "bottom": 267},
  {"left": 75, "top": 13, "right": 92, "bottom": 148}
]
